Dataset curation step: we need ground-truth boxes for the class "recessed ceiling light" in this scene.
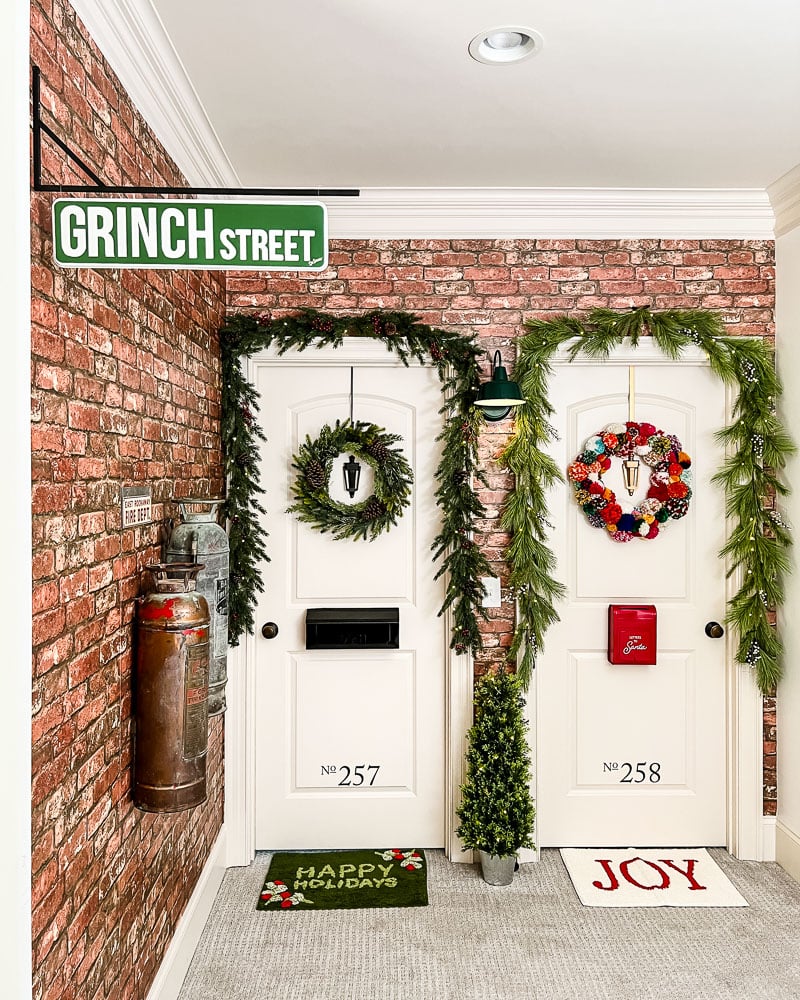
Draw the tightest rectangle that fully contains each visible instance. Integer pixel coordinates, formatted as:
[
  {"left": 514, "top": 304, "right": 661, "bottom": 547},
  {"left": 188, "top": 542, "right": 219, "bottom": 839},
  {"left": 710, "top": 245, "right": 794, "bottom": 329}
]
[{"left": 468, "top": 26, "right": 543, "bottom": 65}]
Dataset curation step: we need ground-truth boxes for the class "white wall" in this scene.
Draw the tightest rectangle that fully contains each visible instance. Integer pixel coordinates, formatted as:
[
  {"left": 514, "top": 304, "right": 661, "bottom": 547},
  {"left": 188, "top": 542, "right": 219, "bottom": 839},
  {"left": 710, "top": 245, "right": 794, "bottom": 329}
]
[
  {"left": 1, "top": 1, "right": 33, "bottom": 998},
  {"left": 776, "top": 223, "right": 800, "bottom": 882}
]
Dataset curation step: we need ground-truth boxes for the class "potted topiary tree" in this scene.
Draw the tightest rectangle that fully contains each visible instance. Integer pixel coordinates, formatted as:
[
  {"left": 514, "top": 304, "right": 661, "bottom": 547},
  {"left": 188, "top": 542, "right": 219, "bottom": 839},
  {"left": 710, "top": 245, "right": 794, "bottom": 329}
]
[{"left": 456, "top": 669, "right": 535, "bottom": 884}]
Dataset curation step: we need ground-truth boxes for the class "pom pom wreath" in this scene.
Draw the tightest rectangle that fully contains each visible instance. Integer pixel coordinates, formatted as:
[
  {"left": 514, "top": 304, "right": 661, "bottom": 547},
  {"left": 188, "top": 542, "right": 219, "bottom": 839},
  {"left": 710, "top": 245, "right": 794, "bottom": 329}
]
[
  {"left": 639, "top": 498, "right": 663, "bottom": 516},
  {"left": 610, "top": 530, "right": 635, "bottom": 543},
  {"left": 569, "top": 422, "right": 692, "bottom": 542},
  {"left": 601, "top": 503, "right": 623, "bottom": 524},
  {"left": 667, "top": 481, "right": 690, "bottom": 499},
  {"left": 665, "top": 497, "right": 690, "bottom": 518},
  {"left": 649, "top": 435, "right": 672, "bottom": 456},
  {"left": 617, "top": 513, "right": 637, "bottom": 533},
  {"left": 568, "top": 461, "right": 590, "bottom": 482}
]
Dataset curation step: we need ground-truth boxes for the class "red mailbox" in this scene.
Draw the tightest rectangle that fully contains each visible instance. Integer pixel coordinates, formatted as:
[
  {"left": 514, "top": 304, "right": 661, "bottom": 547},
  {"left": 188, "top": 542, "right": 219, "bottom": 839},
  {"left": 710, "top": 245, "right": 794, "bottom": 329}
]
[{"left": 608, "top": 604, "right": 657, "bottom": 665}]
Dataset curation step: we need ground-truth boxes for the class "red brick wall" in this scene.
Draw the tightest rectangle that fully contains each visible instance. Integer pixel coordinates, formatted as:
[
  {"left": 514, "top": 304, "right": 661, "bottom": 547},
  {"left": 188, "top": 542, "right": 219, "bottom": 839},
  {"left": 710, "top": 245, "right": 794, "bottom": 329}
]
[
  {"left": 31, "top": 4, "right": 226, "bottom": 999},
  {"left": 227, "top": 236, "right": 776, "bottom": 811}
]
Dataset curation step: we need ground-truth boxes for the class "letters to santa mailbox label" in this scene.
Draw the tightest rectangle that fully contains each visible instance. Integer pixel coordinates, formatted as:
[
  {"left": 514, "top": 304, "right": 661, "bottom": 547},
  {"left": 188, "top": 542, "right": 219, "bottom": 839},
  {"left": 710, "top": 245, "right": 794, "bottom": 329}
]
[{"left": 608, "top": 605, "right": 657, "bottom": 665}]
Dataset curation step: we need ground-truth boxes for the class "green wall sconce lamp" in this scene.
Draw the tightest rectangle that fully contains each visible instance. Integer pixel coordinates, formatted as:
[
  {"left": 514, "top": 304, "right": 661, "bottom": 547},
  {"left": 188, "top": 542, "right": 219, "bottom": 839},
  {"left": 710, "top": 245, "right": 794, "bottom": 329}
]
[{"left": 474, "top": 350, "right": 525, "bottom": 421}]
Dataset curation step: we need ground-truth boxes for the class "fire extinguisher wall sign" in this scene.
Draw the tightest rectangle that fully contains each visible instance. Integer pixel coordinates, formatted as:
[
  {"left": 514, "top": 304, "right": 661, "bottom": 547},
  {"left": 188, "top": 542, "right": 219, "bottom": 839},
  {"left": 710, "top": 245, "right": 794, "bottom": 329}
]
[{"left": 608, "top": 605, "right": 657, "bottom": 665}]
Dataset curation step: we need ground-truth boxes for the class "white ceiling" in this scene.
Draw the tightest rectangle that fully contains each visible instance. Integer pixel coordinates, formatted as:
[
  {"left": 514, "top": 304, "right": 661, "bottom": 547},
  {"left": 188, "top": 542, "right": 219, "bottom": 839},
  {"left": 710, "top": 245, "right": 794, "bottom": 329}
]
[{"left": 147, "top": 0, "right": 800, "bottom": 191}]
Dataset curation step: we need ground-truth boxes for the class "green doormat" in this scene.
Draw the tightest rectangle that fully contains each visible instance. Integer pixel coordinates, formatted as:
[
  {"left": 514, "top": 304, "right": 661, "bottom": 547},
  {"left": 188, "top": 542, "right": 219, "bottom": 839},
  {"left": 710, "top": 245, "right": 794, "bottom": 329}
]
[{"left": 257, "top": 849, "right": 428, "bottom": 911}]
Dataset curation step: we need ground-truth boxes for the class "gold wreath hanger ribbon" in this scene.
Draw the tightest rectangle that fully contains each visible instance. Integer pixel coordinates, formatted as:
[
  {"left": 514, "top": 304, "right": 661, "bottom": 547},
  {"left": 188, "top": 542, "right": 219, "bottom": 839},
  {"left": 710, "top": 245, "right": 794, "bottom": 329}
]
[{"left": 622, "top": 365, "right": 640, "bottom": 496}]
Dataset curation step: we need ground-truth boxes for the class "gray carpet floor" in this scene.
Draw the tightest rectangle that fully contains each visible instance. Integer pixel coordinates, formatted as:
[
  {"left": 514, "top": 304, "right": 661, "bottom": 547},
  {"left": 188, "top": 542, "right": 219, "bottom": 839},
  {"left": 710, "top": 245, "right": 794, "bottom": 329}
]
[{"left": 177, "top": 849, "right": 800, "bottom": 1000}]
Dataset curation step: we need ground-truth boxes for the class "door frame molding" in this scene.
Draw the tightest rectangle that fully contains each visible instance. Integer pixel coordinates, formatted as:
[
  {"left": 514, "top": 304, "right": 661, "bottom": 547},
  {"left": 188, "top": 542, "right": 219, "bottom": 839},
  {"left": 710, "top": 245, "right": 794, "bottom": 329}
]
[
  {"left": 540, "top": 340, "right": 768, "bottom": 860},
  {"left": 224, "top": 339, "right": 473, "bottom": 865}
]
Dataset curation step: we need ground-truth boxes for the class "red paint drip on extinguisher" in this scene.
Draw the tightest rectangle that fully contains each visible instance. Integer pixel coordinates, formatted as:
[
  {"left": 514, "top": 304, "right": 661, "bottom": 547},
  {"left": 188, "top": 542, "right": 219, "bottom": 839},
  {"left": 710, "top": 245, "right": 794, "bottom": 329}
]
[{"left": 139, "top": 598, "right": 177, "bottom": 619}]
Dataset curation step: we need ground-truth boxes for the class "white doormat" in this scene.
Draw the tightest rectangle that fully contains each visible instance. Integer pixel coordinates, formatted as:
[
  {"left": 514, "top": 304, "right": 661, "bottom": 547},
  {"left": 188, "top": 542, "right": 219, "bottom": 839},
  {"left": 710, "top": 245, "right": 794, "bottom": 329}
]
[{"left": 560, "top": 848, "right": 748, "bottom": 907}]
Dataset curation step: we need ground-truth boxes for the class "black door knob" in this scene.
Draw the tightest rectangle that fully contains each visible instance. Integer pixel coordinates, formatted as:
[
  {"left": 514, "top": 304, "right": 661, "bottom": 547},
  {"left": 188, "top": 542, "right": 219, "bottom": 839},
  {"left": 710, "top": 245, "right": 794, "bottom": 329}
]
[
  {"left": 705, "top": 621, "right": 724, "bottom": 639},
  {"left": 261, "top": 622, "right": 279, "bottom": 639}
]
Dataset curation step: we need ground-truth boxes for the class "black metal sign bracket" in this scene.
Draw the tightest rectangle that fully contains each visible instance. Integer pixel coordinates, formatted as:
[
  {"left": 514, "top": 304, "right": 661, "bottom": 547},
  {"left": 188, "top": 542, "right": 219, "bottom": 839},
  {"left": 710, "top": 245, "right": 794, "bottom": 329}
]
[{"left": 31, "top": 65, "right": 359, "bottom": 199}]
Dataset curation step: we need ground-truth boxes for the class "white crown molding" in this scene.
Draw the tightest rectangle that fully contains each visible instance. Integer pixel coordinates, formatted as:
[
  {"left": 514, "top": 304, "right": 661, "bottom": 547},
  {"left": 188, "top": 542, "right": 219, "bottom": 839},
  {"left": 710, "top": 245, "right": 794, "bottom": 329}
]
[
  {"left": 768, "top": 163, "right": 800, "bottom": 237},
  {"left": 69, "top": 3, "right": 774, "bottom": 239},
  {"left": 323, "top": 188, "right": 775, "bottom": 240},
  {"left": 68, "top": 0, "right": 239, "bottom": 187}
]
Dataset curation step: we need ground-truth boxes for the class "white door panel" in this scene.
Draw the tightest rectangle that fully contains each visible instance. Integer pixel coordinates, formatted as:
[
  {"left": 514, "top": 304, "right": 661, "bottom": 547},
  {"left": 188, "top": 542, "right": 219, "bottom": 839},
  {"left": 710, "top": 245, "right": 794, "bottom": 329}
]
[
  {"left": 536, "top": 359, "right": 728, "bottom": 847},
  {"left": 253, "top": 360, "right": 445, "bottom": 849}
]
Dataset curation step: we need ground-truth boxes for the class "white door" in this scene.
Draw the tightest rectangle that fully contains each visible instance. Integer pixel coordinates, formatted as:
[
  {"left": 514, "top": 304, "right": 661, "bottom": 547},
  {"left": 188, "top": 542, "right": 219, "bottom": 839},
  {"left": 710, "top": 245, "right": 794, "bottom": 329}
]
[
  {"left": 535, "top": 345, "right": 728, "bottom": 847},
  {"left": 251, "top": 349, "right": 446, "bottom": 849}
]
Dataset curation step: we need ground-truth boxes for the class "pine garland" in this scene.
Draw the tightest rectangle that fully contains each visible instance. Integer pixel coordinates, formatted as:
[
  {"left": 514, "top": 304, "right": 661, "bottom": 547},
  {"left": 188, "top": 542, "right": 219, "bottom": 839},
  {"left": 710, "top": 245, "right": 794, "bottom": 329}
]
[
  {"left": 220, "top": 309, "right": 492, "bottom": 652},
  {"left": 501, "top": 307, "right": 794, "bottom": 695},
  {"left": 456, "top": 670, "right": 535, "bottom": 858}
]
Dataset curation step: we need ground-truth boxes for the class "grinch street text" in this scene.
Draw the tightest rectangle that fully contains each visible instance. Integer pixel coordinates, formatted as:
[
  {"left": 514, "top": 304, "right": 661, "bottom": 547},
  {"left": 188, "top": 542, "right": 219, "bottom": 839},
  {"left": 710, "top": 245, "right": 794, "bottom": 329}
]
[{"left": 52, "top": 198, "right": 327, "bottom": 271}]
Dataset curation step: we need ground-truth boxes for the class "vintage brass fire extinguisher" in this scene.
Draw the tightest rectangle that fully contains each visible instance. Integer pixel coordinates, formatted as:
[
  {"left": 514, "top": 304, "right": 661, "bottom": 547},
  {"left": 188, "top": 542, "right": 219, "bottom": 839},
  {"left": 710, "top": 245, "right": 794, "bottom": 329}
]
[
  {"left": 167, "top": 499, "right": 229, "bottom": 716},
  {"left": 134, "top": 563, "right": 210, "bottom": 813}
]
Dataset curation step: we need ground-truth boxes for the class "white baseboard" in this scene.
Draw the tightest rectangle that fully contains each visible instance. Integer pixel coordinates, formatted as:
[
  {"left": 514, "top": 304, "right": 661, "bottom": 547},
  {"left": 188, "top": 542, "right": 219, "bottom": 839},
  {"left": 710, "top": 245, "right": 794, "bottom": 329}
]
[
  {"left": 760, "top": 816, "right": 776, "bottom": 862},
  {"left": 776, "top": 819, "right": 800, "bottom": 884},
  {"left": 145, "top": 825, "right": 228, "bottom": 1000}
]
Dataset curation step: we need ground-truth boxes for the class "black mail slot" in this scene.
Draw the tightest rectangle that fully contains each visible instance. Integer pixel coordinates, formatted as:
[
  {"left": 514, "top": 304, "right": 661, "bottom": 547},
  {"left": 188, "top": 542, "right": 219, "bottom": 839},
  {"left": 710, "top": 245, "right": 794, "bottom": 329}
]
[{"left": 305, "top": 608, "right": 399, "bottom": 649}]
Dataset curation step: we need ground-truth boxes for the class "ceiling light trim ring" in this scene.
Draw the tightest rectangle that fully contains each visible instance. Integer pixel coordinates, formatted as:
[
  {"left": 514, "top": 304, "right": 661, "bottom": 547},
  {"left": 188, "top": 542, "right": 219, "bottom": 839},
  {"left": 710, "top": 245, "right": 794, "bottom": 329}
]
[{"left": 468, "top": 26, "right": 543, "bottom": 65}]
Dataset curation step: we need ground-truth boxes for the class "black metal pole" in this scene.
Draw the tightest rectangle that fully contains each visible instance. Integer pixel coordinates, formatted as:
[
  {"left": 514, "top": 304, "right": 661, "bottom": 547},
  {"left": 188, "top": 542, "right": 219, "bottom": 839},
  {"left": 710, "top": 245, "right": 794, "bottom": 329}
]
[
  {"left": 31, "top": 65, "right": 359, "bottom": 199},
  {"left": 34, "top": 182, "right": 360, "bottom": 197},
  {"left": 32, "top": 66, "right": 42, "bottom": 190}
]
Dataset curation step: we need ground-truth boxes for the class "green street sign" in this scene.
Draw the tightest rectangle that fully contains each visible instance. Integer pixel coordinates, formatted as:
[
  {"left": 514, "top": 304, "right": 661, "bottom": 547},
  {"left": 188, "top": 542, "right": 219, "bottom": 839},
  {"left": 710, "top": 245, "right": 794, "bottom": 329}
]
[{"left": 52, "top": 198, "right": 328, "bottom": 271}]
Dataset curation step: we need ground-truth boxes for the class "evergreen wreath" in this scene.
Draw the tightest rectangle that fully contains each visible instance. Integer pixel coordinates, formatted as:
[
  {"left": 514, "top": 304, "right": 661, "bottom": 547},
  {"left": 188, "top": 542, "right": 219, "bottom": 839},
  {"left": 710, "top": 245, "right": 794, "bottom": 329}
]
[
  {"left": 501, "top": 307, "right": 794, "bottom": 695},
  {"left": 288, "top": 419, "right": 413, "bottom": 541},
  {"left": 220, "top": 309, "right": 492, "bottom": 653},
  {"left": 568, "top": 422, "right": 693, "bottom": 541}
]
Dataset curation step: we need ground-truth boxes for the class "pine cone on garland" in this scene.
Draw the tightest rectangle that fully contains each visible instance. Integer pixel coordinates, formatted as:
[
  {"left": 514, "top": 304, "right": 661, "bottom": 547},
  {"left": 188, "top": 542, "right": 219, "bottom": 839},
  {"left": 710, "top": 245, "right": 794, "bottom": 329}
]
[
  {"left": 366, "top": 440, "right": 390, "bottom": 462},
  {"left": 305, "top": 459, "right": 326, "bottom": 491},
  {"left": 362, "top": 496, "right": 387, "bottom": 521}
]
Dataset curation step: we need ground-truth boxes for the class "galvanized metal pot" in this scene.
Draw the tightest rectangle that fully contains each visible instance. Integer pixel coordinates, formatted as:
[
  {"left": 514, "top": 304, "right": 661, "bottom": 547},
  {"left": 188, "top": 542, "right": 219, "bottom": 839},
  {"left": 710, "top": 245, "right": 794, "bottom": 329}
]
[
  {"left": 167, "top": 499, "right": 229, "bottom": 716},
  {"left": 134, "top": 563, "right": 210, "bottom": 813},
  {"left": 478, "top": 851, "right": 516, "bottom": 886}
]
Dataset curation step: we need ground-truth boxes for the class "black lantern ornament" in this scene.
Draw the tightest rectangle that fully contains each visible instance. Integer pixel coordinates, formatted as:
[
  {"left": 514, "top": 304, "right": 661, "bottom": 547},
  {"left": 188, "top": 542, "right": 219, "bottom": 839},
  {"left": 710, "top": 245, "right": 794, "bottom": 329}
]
[
  {"left": 343, "top": 366, "right": 362, "bottom": 498},
  {"left": 474, "top": 350, "right": 524, "bottom": 421},
  {"left": 343, "top": 454, "right": 361, "bottom": 498}
]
